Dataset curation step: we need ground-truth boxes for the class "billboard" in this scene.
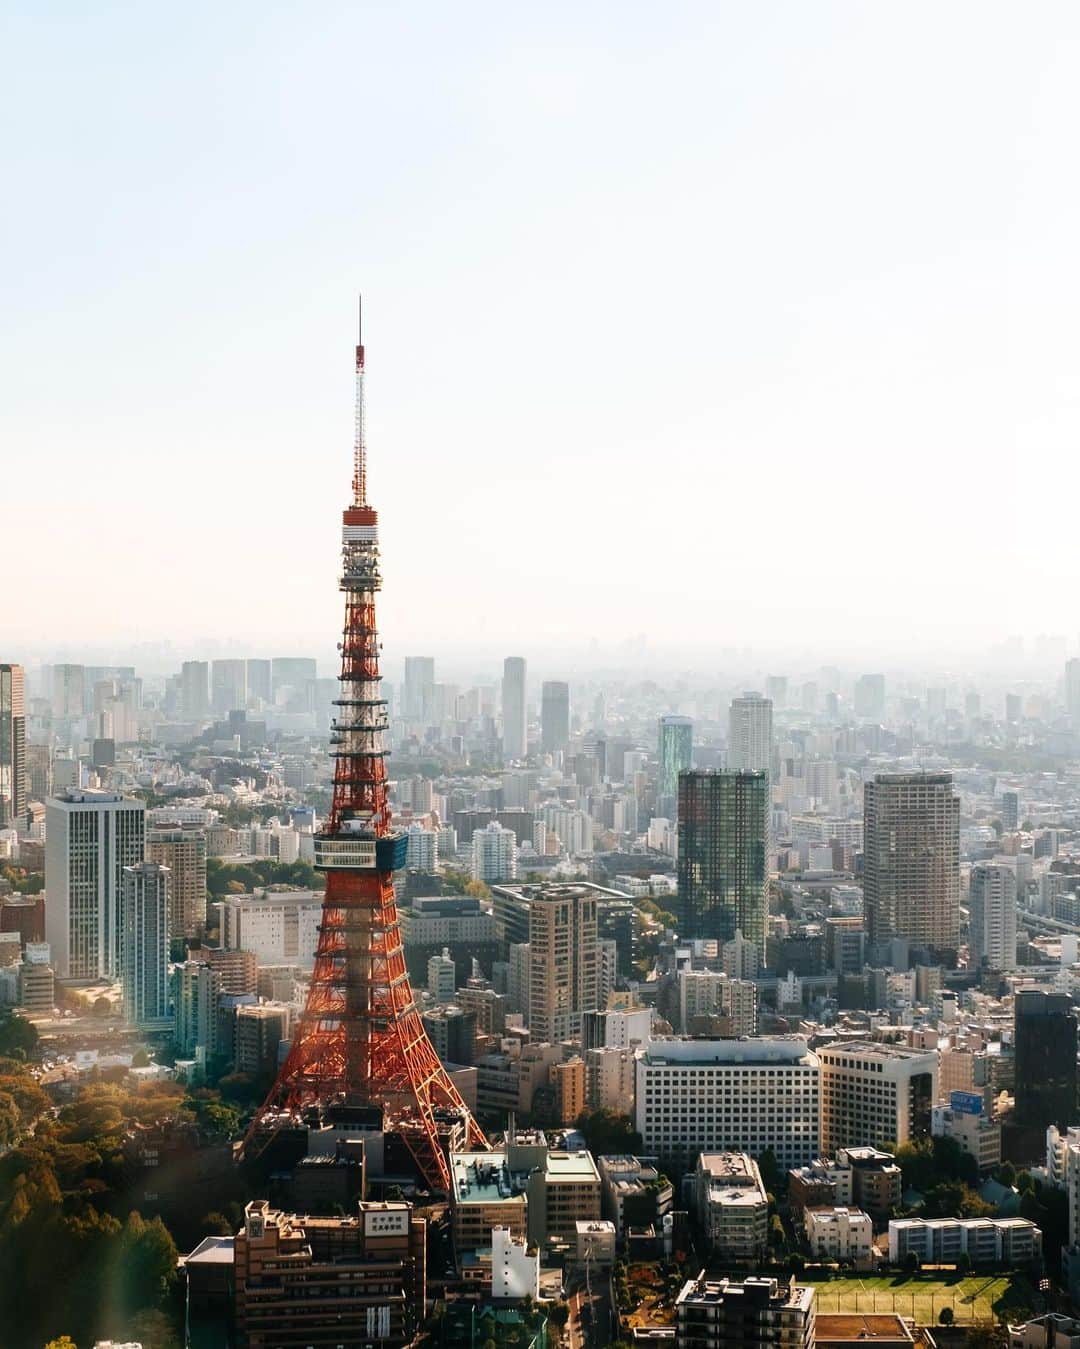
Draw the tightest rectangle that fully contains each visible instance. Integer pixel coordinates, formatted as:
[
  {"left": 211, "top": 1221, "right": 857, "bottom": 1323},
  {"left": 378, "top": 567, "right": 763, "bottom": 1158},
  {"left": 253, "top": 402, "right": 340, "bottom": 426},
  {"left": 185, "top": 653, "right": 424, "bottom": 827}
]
[{"left": 950, "top": 1090, "right": 983, "bottom": 1116}]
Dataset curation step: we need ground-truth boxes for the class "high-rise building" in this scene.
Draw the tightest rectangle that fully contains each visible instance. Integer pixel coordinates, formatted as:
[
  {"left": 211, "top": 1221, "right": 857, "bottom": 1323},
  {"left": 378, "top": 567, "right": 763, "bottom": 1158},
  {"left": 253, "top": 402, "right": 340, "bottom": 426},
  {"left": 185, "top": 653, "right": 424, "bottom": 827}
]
[
  {"left": 677, "top": 771, "right": 769, "bottom": 959},
  {"left": 727, "top": 693, "right": 772, "bottom": 774},
  {"left": 853, "top": 674, "right": 885, "bottom": 720},
  {"left": 271, "top": 656, "right": 317, "bottom": 701},
  {"left": 174, "top": 959, "right": 222, "bottom": 1057},
  {"left": 403, "top": 656, "right": 435, "bottom": 722},
  {"left": 180, "top": 661, "right": 210, "bottom": 720},
  {"left": 1006, "top": 692, "right": 1022, "bottom": 723},
  {"left": 472, "top": 820, "right": 518, "bottom": 883},
  {"left": 765, "top": 676, "right": 788, "bottom": 710},
  {"left": 404, "top": 824, "right": 438, "bottom": 872},
  {"left": 968, "top": 862, "right": 1018, "bottom": 972},
  {"left": 211, "top": 659, "right": 247, "bottom": 716},
  {"left": 146, "top": 823, "right": 208, "bottom": 939},
  {"left": 863, "top": 772, "right": 960, "bottom": 962},
  {"left": 45, "top": 789, "right": 146, "bottom": 980},
  {"left": 245, "top": 658, "right": 272, "bottom": 707},
  {"left": 1014, "top": 990, "right": 1078, "bottom": 1133},
  {"left": 541, "top": 681, "right": 570, "bottom": 756},
  {"left": 502, "top": 657, "right": 527, "bottom": 762},
  {"left": 52, "top": 664, "right": 85, "bottom": 720},
  {"left": 657, "top": 715, "right": 693, "bottom": 815},
  {"left": 527, "top": 884, "right": 598, "bottom": 1044},
  {"left": 0, "top": 664, "right": 26, "bottom": 827},
  {"left": 1067, "top": 660, "right": 1080, "bottom": 725},
  {"left": 119, "top": 861, "right": 170, "bottom": 1028}
]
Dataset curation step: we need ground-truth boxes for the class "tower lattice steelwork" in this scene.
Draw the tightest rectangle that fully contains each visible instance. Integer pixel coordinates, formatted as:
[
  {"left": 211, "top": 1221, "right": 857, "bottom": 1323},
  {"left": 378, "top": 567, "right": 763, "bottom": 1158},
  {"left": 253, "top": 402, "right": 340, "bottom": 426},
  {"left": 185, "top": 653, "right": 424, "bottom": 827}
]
[{"left": 242, "top": 304, "right": 487, "bottom": 1188}]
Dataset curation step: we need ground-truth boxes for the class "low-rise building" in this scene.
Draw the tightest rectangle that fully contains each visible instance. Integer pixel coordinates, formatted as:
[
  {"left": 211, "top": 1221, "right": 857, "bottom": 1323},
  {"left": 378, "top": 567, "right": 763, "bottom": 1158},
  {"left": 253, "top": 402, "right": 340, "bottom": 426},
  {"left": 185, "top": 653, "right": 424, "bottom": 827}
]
[
  {"left": 1009, "top": 1314, "right": 1080, "bottom": 1349},
  {"left": 674, "top": 1275, "right": 816, "bottom": 1349},
  {"left": 804, "top": 1207, "right": 874, "bottom": 1270},
  {"left": 491, "top": 1225, "right": 539, "bottom": 1301},
  {"left": 788, "top": 1148, "right": 901, "bottom": 1226},
  {"left": 931, "top": 1101, "right": 1002, "bottom": 1173},
  {"left": 575, "top": 1219, "right": 616, "bottom": 1270},
  {"left": 450, "top": 1150, "right": 529, "bottom": 1254},
  {"left": 598, "top": 1155, "right": 674, "bottom": 1236},
  {"left": 889, "top": 1217, "right": 1042, "bottom": 1268},
  {"left": 693, "top": 1153, "right": 769, "bottom": 1264}
]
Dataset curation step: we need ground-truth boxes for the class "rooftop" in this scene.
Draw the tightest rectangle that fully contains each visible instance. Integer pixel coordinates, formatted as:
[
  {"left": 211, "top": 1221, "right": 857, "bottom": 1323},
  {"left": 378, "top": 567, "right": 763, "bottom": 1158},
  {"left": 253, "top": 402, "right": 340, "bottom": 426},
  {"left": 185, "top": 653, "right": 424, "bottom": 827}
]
[
  {"left": 451, "top": 1151, "right": 528, "bottom": 1204},
  {"left": 642, "top": 1036, "right": 817, "bottom": 1068}
]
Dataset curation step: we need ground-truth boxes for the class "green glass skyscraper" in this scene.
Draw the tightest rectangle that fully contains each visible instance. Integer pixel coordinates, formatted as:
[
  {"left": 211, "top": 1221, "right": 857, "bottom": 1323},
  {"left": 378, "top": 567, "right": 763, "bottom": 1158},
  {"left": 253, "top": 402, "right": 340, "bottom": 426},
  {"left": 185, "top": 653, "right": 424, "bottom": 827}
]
[
  {"left": 677, "top": 770, "right": 768, "bottom": 957},
  {"left": 657, "top": 715, "right": 693, "bottom": 816}
]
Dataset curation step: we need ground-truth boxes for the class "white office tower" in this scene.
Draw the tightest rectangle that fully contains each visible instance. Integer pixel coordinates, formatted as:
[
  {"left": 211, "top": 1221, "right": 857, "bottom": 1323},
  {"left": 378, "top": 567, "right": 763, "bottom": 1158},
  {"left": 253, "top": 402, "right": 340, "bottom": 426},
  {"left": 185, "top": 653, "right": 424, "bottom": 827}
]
[
  {"left": 120, "top": 861, "right": 170, "bottom": 1028},
  {"left": 728, "top": 693, "right": 773, "bottom": 774},
  {"left": 968, "top": 861, "right": 1018, "bottom": 972},
  {"left": 46, "top": 789, "right": 146, "bottom": 980},
  {"left": 428, "top": 947, "right": 457, "bottom": 1003},
  {"left": 405, "top": 824, "right": 438, "bottom": 872},
  {"left": 472, "top": 820, "right": 518, "bottom": 882},
  {"left": 502, "top": 656, "right": 528, "bottom": 762}
]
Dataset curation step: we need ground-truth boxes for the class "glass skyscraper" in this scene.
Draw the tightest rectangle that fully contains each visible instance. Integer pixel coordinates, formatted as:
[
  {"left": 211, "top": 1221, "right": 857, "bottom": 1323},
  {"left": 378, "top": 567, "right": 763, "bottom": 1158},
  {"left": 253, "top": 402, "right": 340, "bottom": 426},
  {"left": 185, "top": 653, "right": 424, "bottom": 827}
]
[
  {"left": 676, "top": 770, "right": 768, "bottom": 957},
  {"left": 657, "top": 715, "right": 693, "bottom": 817}
]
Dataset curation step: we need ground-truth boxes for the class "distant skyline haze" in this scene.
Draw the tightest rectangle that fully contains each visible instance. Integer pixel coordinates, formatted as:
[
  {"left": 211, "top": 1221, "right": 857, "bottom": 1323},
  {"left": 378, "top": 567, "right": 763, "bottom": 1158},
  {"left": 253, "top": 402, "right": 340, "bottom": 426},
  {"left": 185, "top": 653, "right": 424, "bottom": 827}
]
[{"left": 4, "top": 2, "right": 1080, "bottom": 660}]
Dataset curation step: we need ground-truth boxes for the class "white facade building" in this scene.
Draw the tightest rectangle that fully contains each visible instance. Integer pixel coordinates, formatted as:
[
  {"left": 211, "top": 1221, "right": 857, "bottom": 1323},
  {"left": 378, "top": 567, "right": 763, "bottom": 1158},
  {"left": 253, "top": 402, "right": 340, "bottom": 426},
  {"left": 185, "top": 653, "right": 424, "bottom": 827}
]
[
  {"left": 969, "top": 861, "right": 1018, "bottom": 972},
  {"left": 472, "top": 821, "right": 518, "bottom": 882},
  {"left": 694, "top": 1153, "right": 769, "bottom": 1263},
  {"left": 804, "top": 1207, "right": 874, "bottom": 1269},
  {"left": 45, "top": 789, "right": 146, "bottom": 980},
  {"left": 491, "top": 1225, "right": 538, "bottom": 1300},
  {"left": 635, "top": 1037, "right": 821, "bottom": 1170},
  {"left": 218, "top": 890, "right": 323, "bottom": 968},
  {"left": 728, "top": 693, "right": 773, "bottom": 774},
  {"left": 428, "top": 947, "right": 457, "bottom": 1003},
  {"left": 405, "top": 824, "right": 438, "bottom": 872}
]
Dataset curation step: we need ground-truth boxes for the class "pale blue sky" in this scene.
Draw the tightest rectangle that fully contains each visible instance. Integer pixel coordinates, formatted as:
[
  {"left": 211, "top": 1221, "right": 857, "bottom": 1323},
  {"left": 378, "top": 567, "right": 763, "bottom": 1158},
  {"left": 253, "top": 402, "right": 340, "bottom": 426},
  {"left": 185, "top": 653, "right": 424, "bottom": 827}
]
[{"left": 4, "top": 3, "right": 1080, "bottom": 665}]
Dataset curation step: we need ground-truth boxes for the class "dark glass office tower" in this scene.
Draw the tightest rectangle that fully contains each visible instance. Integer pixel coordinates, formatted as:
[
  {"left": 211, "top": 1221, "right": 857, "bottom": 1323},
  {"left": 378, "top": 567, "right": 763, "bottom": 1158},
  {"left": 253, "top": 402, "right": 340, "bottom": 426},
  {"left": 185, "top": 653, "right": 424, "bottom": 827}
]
[
  {"left": 677, "top": 770, "right": 768, "bottom": 958},
  {"left": 541, "top": 681, "right": 570, "bottom": 755},
  {"left": 1014, "top": 989, "right": 1078, "bottom": 1132}
]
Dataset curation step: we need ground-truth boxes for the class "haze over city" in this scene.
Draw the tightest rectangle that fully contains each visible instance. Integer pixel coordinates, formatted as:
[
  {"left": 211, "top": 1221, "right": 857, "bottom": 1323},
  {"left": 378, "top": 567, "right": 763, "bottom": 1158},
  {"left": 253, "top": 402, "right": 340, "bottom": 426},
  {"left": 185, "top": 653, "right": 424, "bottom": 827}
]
[{"left": 6, "top": 2, "right": 1080, "bottom": 663}]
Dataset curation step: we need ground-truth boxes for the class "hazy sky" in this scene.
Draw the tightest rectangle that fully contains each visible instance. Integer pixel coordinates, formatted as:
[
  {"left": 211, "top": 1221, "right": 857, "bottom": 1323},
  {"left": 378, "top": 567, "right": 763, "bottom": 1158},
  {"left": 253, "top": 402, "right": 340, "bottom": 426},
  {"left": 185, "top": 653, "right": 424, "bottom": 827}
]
[{"left": 5, "top": 3, "right": 1080, "bottom": 668}]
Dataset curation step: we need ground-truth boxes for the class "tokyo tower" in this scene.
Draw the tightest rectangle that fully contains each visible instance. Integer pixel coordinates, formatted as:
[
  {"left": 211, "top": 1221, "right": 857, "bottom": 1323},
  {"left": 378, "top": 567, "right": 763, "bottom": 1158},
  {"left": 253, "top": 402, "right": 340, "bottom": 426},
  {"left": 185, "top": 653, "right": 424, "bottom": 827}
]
[{"left": 242, "top": 302, "right": 487, "bottom": 1189}]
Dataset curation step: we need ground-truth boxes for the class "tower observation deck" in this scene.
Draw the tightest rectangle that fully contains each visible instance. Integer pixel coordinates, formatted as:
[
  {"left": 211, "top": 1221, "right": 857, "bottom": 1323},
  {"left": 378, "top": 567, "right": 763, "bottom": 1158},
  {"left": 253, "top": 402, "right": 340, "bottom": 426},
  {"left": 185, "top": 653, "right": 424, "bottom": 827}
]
[{"left": 241, "top": 304, "right": 487, "bottom": 1189}]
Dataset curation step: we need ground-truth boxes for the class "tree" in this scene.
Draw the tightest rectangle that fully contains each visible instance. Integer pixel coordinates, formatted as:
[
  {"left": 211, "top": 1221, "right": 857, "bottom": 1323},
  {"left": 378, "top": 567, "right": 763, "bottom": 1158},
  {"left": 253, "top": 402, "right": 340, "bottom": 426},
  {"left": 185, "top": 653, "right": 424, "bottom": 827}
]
[
  {"left": 548, "top": 1303, "right": 570, "bottom": 1328},
  {"left": 757, "top": 1147, "right": 781, "bottom": 1194},
  {"left": 903, "top": 1251, "right": 920, "bottom": 1274},
  {"left": 44, "top": 1339, "right": 78, "bottom": 1349},
  {"left": 131, "top": 1048, "right": 150, "bottom": 1069},
  {"left": 995, "top": 1161, "right": 1016, "bottom": 1187},
  {"left": 574, "top": 1108, "right": 643, "bottom": 1156},
  {"left": 0, "top": 1013, "right": 37, "bottom": 1059},
  {"left": 939, "top": 1308, "right": 955, "bottom": 1326}
]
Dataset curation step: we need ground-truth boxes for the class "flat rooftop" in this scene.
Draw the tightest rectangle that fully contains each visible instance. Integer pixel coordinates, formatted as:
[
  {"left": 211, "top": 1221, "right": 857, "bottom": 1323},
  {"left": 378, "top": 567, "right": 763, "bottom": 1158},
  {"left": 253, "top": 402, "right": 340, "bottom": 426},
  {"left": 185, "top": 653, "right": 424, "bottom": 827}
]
[
  {"left": 545, "top": 1151, "right": 600, "bottom": 1182},
  {"left": 817, "top": 1315, "right": 914, "bottom": 1343},
  {"left": 451, "top": 1151, "right": 527, "bottom": 1204}
]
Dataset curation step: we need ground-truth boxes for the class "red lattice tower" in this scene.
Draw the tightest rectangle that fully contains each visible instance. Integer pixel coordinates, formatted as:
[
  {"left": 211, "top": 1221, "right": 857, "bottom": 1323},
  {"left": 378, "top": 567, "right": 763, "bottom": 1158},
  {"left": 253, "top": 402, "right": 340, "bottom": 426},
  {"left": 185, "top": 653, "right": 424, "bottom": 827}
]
[{"left": 242, "top": 302, "right": 487, "bottom": 1188}]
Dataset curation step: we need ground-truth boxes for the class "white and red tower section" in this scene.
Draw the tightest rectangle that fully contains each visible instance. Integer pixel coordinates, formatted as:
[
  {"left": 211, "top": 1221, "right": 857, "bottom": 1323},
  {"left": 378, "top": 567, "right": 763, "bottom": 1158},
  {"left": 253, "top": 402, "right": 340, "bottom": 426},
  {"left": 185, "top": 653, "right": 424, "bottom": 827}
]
[{"left": 244, "top": 305, "right": 487, "bottom": 1189}]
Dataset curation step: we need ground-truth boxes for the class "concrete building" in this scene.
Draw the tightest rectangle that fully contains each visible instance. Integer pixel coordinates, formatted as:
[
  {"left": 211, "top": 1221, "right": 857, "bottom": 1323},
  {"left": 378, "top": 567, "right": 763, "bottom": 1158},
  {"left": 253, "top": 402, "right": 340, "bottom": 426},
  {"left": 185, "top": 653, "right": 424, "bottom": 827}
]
[
  {"left": 636, "top": 1037, "right": 821, "bottom": 1171},
  {"left": 404, "top": 823, "right": 437, "bottom": 872},
  {"left": 180, "top": 661, "right": 210, "bottom": 720},
  {"left": 804, "top": 1207, "right": 874, "bottom": 1269},
  {"left": 427, "top": 947, "right": 457, "bottom": 1003},
  {"left": 0, "top": 665, "right": 26, "bottom": 828},
  {"left": 575, "top": 1219, "right": 616, "bottom": 1270},
  {"left": 931, "top": 1098, "right": 1001, "bottom": 1173},
  {"left": 693, "top": 1153, "right": 769, "bottom": 1264},
  {"left": 1011, "top": 1316, "right": 1080, "bottom": 1349},
  {"left": 491, "top": 1225, "right": 539, "bottom": 1301},
  {"left": 818, "top": 1041, "right": 937, "bottom": 1154},
  {"left": 584, "top": 1045, "right": 636, "bottom": 1114},
  {"left": 146, "top": 823, "right": 208, "bottom": 939},
  {"left": 727, "top": 693, "right": 773, "bottom": 775},
  {"left": 597, "top": 1155, "right": 673, "bottom": 1235},
  {"left": 541, "top": 681, "right": 570, "bottom": 756},
  {"left": 119, "top": 862, "right": 170, "bottom": 1029},
  {"left": 502, "top": 657, "right": 527, "bottom": 762},
  {"left": 554, "top": 1056, "right": 586, "bottom": 1125},
  {"left": 677, "top": 968, "right": 757, "bottom": 1035},
  {"left": 472, "top": 821, "right": 518, "bottom": 883},
  {"left": 45, "top": 790, "right": 146, "bottom": 980},
  {"left": 211, "top": 659, "right": 247, "bottom": 716},
  {"left": 234, "top": 1200, "right": 425, "bottom": 1348},
  {"left": 449, "top": 1150, "right": 529, "bottom": 1253},
  {"left": 969, "top": 862, "right": 1018, "bottom": 972},
  {"left": 863, "top": 773, "right": 960, "bottom": 962},
  {"left": 888, "top": 1217, "right": 1042, "bottom": 1267},
  {"left": 175, "top": 960, "right": 222, "bottom": 1058},
  {"left": 218, "top": 889, "right": 323, "bottom": 968},
  {"left": 674, "top": 1275, "right": 815, "bottom": 1349},
  {"left": 527, "top": 883, "right": 598, "bottom": 1045},
  {"left": 235, "top": 1003, "right": 291, "bottom": 1075}
]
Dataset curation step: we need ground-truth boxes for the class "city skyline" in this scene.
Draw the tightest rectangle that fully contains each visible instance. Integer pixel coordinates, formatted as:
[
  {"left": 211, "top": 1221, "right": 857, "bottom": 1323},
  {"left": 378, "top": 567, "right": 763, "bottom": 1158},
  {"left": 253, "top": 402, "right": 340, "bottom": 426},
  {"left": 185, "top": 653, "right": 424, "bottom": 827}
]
[{"left": 5, "top": 3, "right": 1080, "bottom": 654}]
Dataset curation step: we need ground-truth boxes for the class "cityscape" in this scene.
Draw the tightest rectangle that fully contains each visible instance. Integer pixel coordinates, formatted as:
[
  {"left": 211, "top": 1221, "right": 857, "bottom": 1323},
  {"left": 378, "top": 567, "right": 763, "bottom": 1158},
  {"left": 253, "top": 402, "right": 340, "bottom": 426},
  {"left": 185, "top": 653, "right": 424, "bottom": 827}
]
[{"left": 6, "top": 6, "right": 1080, "bottom": 1349}]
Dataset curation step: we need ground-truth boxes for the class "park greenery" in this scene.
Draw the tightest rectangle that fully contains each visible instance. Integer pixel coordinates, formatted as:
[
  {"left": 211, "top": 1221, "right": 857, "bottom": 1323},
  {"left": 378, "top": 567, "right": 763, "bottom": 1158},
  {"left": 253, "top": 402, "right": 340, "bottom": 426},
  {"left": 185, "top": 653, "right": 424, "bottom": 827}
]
[
  {"left": 0, "top": 1035, "right": 249, "bottom": 1348},
  {"left": 205, "top": 855, "right": 323, "bottom": 896}
]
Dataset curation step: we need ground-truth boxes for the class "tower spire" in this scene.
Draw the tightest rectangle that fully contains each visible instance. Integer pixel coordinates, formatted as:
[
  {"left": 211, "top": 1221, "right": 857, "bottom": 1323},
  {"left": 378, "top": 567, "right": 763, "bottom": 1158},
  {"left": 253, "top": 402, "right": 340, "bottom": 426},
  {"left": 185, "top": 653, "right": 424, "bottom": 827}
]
[
  {"left": 353, "top": 293, "right": 366, "bottom": 507},
  {"left": 241, "top": 306, "right": 488, "bottom": 1189}
]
